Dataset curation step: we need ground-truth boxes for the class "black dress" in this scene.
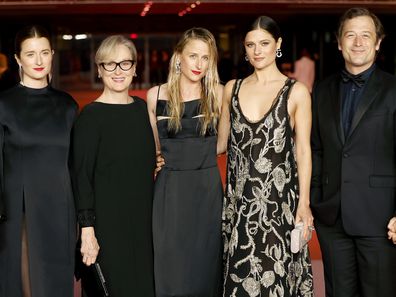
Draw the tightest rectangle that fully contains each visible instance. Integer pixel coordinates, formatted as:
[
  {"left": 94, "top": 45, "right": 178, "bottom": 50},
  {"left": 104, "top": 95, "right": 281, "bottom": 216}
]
[
  {"left": 222, "top": 79, "right": 314, "bottom": 297},
  {"left": 72, "top": 97, "right": 156, "bottom": 297},
  {"left": 0, "top": 84, "right": 78, "bottom": 297},
  {"left": 153, "top": 98, "right": 223, "bottom": 297}
]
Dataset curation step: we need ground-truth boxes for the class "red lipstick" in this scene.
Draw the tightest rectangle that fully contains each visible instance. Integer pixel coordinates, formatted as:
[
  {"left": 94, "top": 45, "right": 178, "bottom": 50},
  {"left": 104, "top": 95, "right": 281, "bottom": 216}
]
[
  {"left": 33, "top": 67, "right": 45, "bottom": 71},
  {"left": 192, "top": 70, "right": 201, "bottom": 75}
]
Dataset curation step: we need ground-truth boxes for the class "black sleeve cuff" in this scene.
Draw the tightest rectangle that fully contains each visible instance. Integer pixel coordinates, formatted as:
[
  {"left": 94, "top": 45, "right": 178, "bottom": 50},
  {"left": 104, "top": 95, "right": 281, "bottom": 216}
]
[{"left": 77, "top": 209, "right": 96, "bottom": 227}]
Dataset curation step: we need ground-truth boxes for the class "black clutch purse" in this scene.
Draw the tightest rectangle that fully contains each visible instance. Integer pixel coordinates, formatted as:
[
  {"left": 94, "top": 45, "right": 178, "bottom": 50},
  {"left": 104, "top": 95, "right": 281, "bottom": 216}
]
[
  {"left": 92, "top": 262, "right": 110, "bottom": 297},
  {"left": 75, "top": 241, "right": 110, "bottom": 297}
]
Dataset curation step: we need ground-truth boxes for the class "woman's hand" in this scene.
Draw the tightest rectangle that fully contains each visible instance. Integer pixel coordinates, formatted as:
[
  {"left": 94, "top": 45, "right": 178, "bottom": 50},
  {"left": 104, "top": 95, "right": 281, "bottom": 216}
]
[
  {"left": 295, "top": 201, "right": 314, "bottom": 241},
  {"left": 155, "top": 150, "right": 165, "bottom": 177},
  {"left": 80, "top": 227, "right": 100, "bottom": 266}
]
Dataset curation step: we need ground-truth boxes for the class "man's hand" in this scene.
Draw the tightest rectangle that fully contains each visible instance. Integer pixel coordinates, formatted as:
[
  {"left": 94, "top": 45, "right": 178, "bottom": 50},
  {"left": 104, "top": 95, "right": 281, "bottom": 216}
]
[
  {"left": 155, "top": 150, "right": 165, "bottom": 177},
  {"left": 387, "top": 217, "right": 396, "bottom": 245}
]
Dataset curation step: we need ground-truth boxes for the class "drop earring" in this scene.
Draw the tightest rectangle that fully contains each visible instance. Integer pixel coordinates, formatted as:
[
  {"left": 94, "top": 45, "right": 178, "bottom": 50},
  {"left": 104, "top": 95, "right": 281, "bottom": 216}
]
[
  {"left": 175, "top": 59, "right": 181, "bottom": 74},
  {"left": 245, "top": 54, "right": 249, "bottom": 62},
  {"left": 276, "top": 48, "right": 282, "bottom": 58},
  {"left": 18, "top": 64, "right": 24, "bottom": 86}
]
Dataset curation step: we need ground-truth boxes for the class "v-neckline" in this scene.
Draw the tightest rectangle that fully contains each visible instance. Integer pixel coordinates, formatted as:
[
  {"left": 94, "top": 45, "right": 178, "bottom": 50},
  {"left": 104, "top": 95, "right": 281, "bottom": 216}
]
[{"left": 236, "top": 78, "right": 290, "bottom": 125}]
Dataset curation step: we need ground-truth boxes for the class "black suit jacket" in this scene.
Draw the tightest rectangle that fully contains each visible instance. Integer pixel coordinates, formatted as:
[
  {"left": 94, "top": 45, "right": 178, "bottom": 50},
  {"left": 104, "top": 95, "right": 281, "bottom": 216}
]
[{"left": 311, "top": 67, "right": 396, "bottom": 236}]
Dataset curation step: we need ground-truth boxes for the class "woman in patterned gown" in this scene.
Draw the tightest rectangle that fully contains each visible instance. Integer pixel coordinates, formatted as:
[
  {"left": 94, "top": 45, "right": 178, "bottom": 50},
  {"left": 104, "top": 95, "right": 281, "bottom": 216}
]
[{"left": 218, "top": 16, "right": 314, "bottom": 297}]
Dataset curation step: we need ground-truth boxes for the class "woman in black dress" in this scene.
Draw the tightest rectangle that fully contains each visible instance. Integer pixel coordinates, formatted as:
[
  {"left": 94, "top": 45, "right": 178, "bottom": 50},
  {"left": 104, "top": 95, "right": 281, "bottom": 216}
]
[
  {"left": 147, "top": 28, "right": 223, "bottom": 297},
  {"left": 72, "top": 35, "right": 156, "bottom": 297},
  {"left": 0, "top": 25, "right": 78, "bottom": 297}
]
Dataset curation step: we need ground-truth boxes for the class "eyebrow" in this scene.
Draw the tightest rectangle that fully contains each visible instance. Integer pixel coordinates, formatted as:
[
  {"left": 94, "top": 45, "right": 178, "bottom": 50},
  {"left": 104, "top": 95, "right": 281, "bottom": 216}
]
[
  {"left": 24, "top": 49, "right": 51, "bottom": 53},
  {"left": 344, "top": 30, "right": 373, "bottom": 34},
  {"left": 187, "top": 51, "right": 209, "bottom": 56},
  {"left": 245, "top": 39, "right": 271, "bottom": 43}
]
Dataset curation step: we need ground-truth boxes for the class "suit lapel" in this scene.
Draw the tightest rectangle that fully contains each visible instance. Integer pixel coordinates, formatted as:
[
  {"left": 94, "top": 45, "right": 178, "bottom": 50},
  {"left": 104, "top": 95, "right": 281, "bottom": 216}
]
[
  {"left": 347, "top": 69, "right": 381, "bottom": 138},
  {"left": 330, "top": 75, "right": 345, "bottom": 144}
]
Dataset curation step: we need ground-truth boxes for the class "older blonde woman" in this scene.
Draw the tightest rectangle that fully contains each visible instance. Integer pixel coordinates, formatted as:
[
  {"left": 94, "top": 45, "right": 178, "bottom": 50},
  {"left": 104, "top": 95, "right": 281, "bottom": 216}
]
[{"left": 72, "top": 35, "right": 156, "bottom": 297}]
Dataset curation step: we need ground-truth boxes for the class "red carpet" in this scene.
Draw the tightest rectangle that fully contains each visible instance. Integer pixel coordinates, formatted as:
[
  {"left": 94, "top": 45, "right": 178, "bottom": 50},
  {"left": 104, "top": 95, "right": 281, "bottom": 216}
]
[{"left": 68, "top": 88, "right": 322, "bottom": 260}]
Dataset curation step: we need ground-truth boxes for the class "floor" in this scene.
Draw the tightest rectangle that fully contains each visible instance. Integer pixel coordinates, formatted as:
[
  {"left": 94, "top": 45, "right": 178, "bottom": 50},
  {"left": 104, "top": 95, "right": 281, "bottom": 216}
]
[{"left": 73, "top": 259, "right": 325, "bottom": 297}]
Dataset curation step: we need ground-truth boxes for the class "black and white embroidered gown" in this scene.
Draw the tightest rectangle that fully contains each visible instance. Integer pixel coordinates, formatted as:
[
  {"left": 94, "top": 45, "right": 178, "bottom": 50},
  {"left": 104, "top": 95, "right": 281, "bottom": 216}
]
[{"left": 222, "top": 78, "right": 314, "bottom": 297}]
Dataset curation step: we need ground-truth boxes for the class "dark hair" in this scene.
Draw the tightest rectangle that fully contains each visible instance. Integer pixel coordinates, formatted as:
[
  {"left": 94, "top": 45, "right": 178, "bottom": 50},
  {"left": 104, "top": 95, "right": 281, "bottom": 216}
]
[
  {"left": 337, "top": 7, "right": 385, "bottom": 42},
  {"left": 247, "top": 16, "right": 282, "bottom": 41},
  {"left": 15, "top": 25, "right": 52, "bottom": 58}
]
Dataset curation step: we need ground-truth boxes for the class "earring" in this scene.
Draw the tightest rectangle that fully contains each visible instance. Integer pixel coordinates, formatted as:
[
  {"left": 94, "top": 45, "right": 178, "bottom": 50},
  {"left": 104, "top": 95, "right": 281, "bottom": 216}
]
[
  {"left": 175, "top": 59, "right": 181, "bottom": 74},
  {"left": 98, "top": 73, "right": 101, "bottom": 78},
  {"left": 276, "top": 48, "right": 282, "bottom": 58},
  {"left": 245, "top": 54, "right": 249, "bottom": 62},
  {"left": 18, "top": 64, "right": 24, "bottom": 85}
]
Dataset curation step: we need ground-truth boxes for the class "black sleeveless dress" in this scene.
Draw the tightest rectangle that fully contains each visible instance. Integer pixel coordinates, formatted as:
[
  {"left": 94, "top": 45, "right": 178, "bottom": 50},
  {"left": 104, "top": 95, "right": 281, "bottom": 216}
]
[
  {"left": 153, "top": 98, "right": 223, "bottom": 297},
  {"left": 222, "top": 79, "right": 314, "bottom": 297}
]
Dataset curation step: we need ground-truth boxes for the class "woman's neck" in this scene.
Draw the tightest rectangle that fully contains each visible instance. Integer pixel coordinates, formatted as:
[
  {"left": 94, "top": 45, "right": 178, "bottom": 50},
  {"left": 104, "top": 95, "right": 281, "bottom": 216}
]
[
  {"left": 179, "top": 77, "right": 201, "bottom": 101},
  {"left": 96, "top": 89, "right": 132, "bottom": 104},
  {"left": 252, "top": 64, "right": 285, "bottom": 84},
  {"left": 21, "top": 77, "right": 48, "bottom": 89}
]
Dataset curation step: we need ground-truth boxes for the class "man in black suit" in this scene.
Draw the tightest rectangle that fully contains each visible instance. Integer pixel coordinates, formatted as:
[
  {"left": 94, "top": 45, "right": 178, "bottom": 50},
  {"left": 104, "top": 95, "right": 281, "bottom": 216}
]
[{"left": 311, "top": 7, "right": 396, "bottom": 297}]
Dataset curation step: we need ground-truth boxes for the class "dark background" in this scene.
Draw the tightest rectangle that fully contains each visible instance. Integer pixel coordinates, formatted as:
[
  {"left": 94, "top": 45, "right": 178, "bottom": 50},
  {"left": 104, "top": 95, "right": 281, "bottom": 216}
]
[{"left": 1, "top": 1, "right": 395, "bottom": 90}]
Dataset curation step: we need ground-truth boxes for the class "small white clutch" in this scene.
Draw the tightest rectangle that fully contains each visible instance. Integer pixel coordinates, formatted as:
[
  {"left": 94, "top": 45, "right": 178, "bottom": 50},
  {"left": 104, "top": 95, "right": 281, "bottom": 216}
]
[{"left": 291, "top": 222, "right": 313, "bottom": 254}]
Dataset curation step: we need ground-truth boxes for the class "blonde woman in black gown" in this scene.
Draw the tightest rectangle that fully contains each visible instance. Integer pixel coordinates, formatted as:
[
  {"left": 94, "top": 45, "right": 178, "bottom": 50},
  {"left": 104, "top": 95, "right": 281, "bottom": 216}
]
[
  {"left": 218, "top": 16, "right": 315, "bottom": 297},
  {"left": 0, "top": 25, "right": 77, "bottom": 297},
  {"left": 72, "top": 35, "right": 156, "bottom": 297},
  {"left": 147, "top": 28, "right": 223, "bottom": 297}
]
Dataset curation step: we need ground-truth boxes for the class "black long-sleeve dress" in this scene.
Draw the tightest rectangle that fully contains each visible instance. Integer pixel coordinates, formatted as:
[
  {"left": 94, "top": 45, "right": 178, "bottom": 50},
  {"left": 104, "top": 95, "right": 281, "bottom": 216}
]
[
  {"left": 0, "top": 84, "right": 78, "bottom": 297},
  {"left": 72, "top": 97, "right": 156, "bottom": 297}
]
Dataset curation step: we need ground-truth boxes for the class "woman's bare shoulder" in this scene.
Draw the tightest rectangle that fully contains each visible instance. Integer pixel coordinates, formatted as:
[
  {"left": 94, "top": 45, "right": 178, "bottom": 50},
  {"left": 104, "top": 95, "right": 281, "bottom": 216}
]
[{"left": 290, "top": 80, "right": 311, "bottom": 104}]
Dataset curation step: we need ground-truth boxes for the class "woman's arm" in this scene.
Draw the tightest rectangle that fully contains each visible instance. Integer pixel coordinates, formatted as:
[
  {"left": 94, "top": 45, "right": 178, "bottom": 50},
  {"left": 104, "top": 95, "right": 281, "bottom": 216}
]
[
  {"left": 217, "top": 80, "right": 234, "bottom": 155},
  {"left": 289, "top": 82, "right": 314, "bottom": 239},
  {"left": 146, "top": 86, "right": 164, "bottom": 174},
  {"left": 146, "top": 86, "right": 161, "bottom": 152},
  {"left": 72, "top": 108, "right": 101, "bottom": 266}
]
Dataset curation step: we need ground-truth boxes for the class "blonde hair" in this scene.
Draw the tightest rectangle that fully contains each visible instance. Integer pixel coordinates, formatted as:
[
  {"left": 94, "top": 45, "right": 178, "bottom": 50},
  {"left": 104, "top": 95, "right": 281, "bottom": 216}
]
[
  {"left": 95, "top": 35, "right": 137, "bottom": 65},
  {"left": 167, "top": 27, "right": 220, "bottom": 135}
]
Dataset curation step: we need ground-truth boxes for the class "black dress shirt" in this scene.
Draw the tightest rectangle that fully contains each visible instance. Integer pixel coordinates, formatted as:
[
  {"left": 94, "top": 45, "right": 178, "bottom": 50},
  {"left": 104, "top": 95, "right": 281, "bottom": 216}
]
[{"left": 341, "top": 63, "right": 376, "bottom": 136}]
